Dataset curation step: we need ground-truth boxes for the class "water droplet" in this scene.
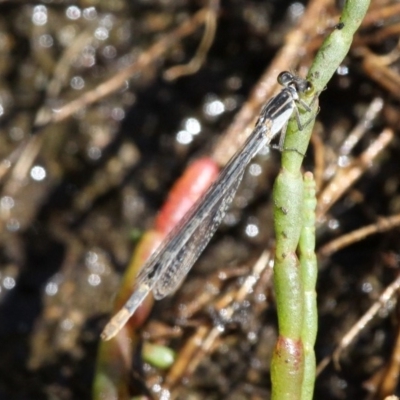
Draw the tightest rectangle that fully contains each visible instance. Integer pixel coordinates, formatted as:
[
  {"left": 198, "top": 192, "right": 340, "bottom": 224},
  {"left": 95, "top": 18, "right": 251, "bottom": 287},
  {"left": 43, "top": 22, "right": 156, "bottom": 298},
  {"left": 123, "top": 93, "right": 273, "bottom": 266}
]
[
  {"left": 38, "top": 34, "right": 53, "bottom": 48},
  {"left": 85, "top": 251, "right": 98, "bottom": 266},
  {"left": 88, "top": 273, "right": 101, "bottom": 286},
  {"left": 361, "top": 281, "right": 373, "bottom": 293},
  {"left": 30, "top": 165, "right": 46, "bottom": 181},
  {"left": 85, "top": 250, "right": 106, "bottom": 274},
  {"left": 111, "top": 107, "right": 125, "bottom": 121},
  {"left": 328, "top": 218, "right": 340, "bottom": 230},
  {"left": 100, "top": 15, "right": 114, "bottom": 30},
  {"left": 337, "top": 65, "right": 349, "bottom": 76},
  {"left": 249, "top": 163, "right": 262, "bottom": 177},
  {"left": 32, "top": 5, "right": 48, "bottom": 26},
  {"left": 1, "top": 196, "right": 14, "bottom": 210},
  {"left": 224, "top": 96, "right": 238, "bottom": 111},
  {"left": 288, "top": 2, "right": 305, "bottom": 20},
  {"left": 70, "top": 76, "right": 85, "bottom": 90},
  {"left": 83, "top": 7, "right": 97, "bottom": 20},
  {"left": 256, "top": 293, "right": 266, "bottom": 302},
  {"left": 45, "top": 281, "right": 58, "bottom": 296},
  {"left": 102, "top": 45, "right": 117, "bottom": 59},
  {"left": 94, "top": 27, "right": 109, "bottom": 41},
  {"left": 159, "top": 389, "right": 171, "bottom": 400},
  {"left": 245, "top": 223, "right": 259, "bottom": 238},
  {"left": 152, "top": 384, "right": 162, "bottom": 394},
  {"left": 176, "top": 130, "right": 193, "bottom": 145},
  {"left": 247, "top": 331, "right": 257, "bottom": 342},
  {"left": 3, "top": 276, "right": 15, "bottom": 290},
  {"left": 66, "top": 5, "right": 81, "bottom": 20},
  {"left": 226, "top": 75, "right": 242, "bottom": 90},
  {"left": 87, "top": 146, "right": 102, "bottom": 160},
  {"left": 259, "top": 145, "right": 270, "bottom": 156},
  {"left": 204, "top": 97, "right": 225, "bottom": 117},
  {"left": 61, "top": 318, "right": 74, "bottom": 331},
  {"left": 7, "top": 218, "right": 20, "bottom": 232},
  {"left": 338, "top": 155, "right": 350, "bottom": 167},
  {"left": 183, "top": 117, "right": 201, "bottom": 135}
]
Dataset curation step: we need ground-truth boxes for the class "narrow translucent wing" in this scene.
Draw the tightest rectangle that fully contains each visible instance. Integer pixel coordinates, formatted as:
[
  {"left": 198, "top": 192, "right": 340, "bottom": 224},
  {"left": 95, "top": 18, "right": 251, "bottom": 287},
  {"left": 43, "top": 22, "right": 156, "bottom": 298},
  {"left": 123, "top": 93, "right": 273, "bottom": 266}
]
[
  {"left": 154, "top": 163, "right": 245, "bottom": 298},
  {"left": 140, "top": 122, "right": 271, "bottom": 300},
  {"left": 134, "top": 88, "right": 298, "bottom": 302},
  {"left": 101, "top": 123, "right": 270, "bottom": 340}
]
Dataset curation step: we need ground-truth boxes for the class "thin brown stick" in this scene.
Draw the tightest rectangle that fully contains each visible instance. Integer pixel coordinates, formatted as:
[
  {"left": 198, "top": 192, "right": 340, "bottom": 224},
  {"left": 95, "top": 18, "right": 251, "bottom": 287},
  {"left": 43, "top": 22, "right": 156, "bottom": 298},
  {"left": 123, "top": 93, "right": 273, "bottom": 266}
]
[
  {"left": 360, "top": 46, "right": 400, "bottom": 100},
  {"left": 34, "top": 9, "right": 208, "bottom": 129},
  {"left": 164, "top": 0, "right": 219, "bottom": 81},
  {"left": 316, "top": 274, "right": 400, "bottom": 376},
  {"left": 174, "top": 266, "right": 249, "bottom": 320},
  {"left": 164, "top": 251, "right": 272, "bottom": 393},
  {"left": 356, "top": 23, "right": 400, "bottom": 45},
  {"left": 339, "top": 97, "right": 384, "bottom": 157},
  {"left": 332, "top": 275, "right": 400, "bottom": 370},
  {"left": 0, "top": 9, "right": 209, "bottom": 187},
  {"left": 317, "top": 128, "right": 394, "bottom": 220},
  {"left": 319, "top": 213, "right": 400, "bottom": 257},
  {"left": 361, "top": 3, "right": 400, "bottom": 28},
  {"left": 3, "top": 135, "right": 44, "bottom": 195},
  {"left": 319, "top": 96, "right": 384, "bottom": 197},
  {"left": 376, "top": 312, "right": 400, "bottom": 399},
  {"left": 45, "top": 28, "right": 96, "bottom": 100},
  {"left": 164, "top": 325, "right": 209, "bottom": 389}
]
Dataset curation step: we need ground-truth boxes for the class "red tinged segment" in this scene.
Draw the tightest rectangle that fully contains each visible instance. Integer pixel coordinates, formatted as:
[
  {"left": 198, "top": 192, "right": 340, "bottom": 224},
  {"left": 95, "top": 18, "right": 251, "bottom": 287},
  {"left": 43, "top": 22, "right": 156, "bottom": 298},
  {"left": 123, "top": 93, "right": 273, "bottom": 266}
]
[
  {"left": 274, "top": 335, "right": 304, "bottom": 370},
  {"left": 271, "top": 335, "right": 305, "bottom": 397},
  {"left": 155, "top": 158, "right": 219, "bottom": 235}
]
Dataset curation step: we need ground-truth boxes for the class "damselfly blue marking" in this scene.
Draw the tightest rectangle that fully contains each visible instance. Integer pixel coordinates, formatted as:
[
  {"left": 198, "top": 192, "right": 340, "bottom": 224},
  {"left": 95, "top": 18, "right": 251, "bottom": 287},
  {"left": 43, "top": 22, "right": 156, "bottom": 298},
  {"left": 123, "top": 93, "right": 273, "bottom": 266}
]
[{"left": 101, "top": 71, "right": 316, "bottom": 340}]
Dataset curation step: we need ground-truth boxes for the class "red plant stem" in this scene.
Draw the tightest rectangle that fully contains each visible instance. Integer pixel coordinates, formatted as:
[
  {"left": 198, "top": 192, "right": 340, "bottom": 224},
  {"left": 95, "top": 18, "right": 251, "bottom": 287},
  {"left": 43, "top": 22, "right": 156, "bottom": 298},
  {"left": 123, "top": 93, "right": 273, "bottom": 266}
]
[
  {"left": 155, "top": 158, "right": 219, "bottom": 235},
  {"left": 94, "top": 157, "right": 219, "bottom": 397}
]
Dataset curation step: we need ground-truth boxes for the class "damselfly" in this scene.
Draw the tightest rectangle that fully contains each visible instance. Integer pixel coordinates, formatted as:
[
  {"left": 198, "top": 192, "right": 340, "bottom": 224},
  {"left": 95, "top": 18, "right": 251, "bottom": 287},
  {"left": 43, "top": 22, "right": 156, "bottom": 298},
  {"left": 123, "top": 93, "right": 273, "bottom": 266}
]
[{"left": 101, "top": 71, "right": 316, "bottom": 340}]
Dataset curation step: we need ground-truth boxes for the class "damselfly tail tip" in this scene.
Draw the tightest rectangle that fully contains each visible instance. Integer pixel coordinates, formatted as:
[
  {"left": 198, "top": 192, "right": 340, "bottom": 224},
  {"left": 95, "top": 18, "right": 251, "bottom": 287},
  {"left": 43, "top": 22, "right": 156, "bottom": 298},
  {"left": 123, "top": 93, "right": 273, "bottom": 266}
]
[
  {"left": 101, "top": 284, "right": 152, "bottom": 340},
  {"left": 100, "top": 308, "right": 132, "bottom": 341}
]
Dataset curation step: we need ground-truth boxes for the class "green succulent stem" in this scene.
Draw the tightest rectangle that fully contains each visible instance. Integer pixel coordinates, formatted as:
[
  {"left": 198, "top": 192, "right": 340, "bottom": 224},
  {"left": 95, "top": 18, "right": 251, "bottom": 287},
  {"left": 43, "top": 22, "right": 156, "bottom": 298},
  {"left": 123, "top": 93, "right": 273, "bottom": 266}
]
[{"left": 270, "top": 1, "right": 370, "bottom": 399}]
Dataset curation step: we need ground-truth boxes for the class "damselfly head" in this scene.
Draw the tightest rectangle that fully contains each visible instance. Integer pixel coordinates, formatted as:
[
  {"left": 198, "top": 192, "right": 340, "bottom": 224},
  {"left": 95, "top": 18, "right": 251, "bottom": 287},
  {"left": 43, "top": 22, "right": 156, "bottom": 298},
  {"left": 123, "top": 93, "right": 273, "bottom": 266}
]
[
  {"left": 277, "top": 71, "right": 295, "bottom": 87},
  {"left": 277, "top": 71, "right": 314, "bottom": 99},
  {"left": 302, "top": 81, "right": 315, "bottom": 99}
]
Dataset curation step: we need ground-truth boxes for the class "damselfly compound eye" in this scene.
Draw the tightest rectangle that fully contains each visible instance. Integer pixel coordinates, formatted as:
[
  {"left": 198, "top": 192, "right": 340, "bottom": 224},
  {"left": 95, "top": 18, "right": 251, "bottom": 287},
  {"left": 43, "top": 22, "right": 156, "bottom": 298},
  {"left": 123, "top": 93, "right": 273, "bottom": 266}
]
[
  {"left": 277, "top": 71, "right": 294, "bottom": 87},
  {"left": 304, "top": 81, "right": 315, "bottom": 98}
]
